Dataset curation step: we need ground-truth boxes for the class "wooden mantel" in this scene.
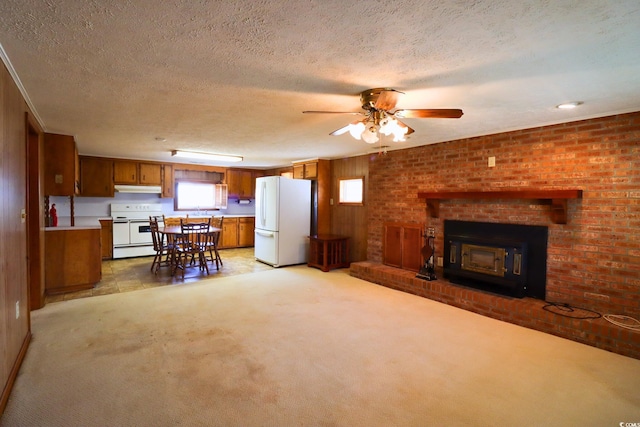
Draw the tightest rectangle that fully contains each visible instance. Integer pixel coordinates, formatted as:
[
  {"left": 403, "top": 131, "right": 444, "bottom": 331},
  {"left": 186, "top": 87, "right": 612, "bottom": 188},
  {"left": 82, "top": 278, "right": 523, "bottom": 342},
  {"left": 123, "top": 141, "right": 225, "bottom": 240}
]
[{"left": 417, "top": 190, "right": 583, "bottom": 224}]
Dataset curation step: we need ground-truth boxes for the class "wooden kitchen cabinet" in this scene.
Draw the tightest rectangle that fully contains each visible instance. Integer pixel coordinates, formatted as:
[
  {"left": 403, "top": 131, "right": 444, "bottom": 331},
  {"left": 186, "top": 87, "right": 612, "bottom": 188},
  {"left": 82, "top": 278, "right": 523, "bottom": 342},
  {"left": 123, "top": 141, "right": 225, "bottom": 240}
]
[
  {"left": 99, "top": 219, "right": 113, "bottom": 259},
  {"left": 218, "top": 216, "right": 255, "bottom": 248},
  {"left": 45, "top": 227, "right": 102, "bottom": 294},
  {"left": 238, "top": 217, "right": 255, "bottom": 247},
  {"left": 227, "top": 169, "right": 265, "bottom": 199},
  {"left": 220, "top": 217, "right": 239, "bottom": 248},
  {"left": 227, "top": 169, "right": 253, "bottom": 199},
  {"left": 161, "top": 164, "right": 174, "bottom": 198},
  {"left": 80, "top": 156, "right": 114, "bottom": 197},
  {"left": 44, "top": 133, "right": 79, "bottom": 196},
  {"left": 114, "top": 160, "right": 162, "bottom": 185},
  {"left": 292, "top": 161, "right": 318, "bottom": 179}
]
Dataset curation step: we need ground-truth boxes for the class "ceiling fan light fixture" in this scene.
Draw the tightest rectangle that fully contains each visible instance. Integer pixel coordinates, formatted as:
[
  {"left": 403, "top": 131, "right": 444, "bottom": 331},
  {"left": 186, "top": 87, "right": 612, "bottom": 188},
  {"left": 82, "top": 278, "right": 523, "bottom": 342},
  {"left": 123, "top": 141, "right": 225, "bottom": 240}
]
[
  {"left": 348, "top": 121, "right": 366, "bottom": 140},
  {"left": 361, "top": 126, "right": 379, "bottom": 144},
  {"left": 171, "top": 150, "right": 243, "bottom": 163}
]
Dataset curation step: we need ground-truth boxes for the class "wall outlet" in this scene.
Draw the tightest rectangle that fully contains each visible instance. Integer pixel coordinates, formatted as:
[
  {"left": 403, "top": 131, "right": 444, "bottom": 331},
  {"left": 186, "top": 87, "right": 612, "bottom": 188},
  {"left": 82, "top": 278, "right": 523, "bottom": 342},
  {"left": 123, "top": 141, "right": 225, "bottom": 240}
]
[
  {"left": 437, "top": 256, "right": 444, "bottom": 267},
  {"left": 15, "top": 301, "right": 20, "bottom": 319},
  {"left": 488, "top": 156, "right": 496, "bottom": 167}
]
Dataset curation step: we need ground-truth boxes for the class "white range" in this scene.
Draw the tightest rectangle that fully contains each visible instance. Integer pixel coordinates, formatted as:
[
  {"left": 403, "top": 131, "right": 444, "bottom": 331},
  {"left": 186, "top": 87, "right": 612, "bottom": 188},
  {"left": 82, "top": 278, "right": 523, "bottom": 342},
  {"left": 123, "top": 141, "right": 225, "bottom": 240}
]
[{"left": 111, "top": 203, "right": 163, "bottom": 259}]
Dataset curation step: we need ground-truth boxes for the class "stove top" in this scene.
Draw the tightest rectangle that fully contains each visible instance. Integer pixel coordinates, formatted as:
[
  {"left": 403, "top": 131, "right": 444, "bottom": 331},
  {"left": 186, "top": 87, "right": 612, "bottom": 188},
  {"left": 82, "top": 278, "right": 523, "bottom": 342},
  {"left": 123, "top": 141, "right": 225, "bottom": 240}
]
[{"left": 110, "top": 203, "right": 163, "bottom": 220}]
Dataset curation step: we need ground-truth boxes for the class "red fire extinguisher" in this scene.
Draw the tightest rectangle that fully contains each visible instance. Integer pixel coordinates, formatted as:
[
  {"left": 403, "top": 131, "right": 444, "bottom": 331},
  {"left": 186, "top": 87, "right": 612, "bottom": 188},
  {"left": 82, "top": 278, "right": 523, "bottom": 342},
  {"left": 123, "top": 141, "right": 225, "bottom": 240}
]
[{"left": 50, "top": 203, "right": 58, "bottom": 227}]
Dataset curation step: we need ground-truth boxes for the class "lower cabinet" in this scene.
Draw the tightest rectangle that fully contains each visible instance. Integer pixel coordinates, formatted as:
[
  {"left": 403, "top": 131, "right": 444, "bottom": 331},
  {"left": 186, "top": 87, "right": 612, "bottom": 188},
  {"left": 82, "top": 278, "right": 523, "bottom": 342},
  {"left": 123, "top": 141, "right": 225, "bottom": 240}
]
[
  {"left": 45, "top": 227, "right": 102, "bottom": 294},
  {"left": 383, "top": 222, "right": 424, "bottom": 272},
  {"left": 99, "top": 219, "right": 113, "bottom": 260},
  {"left": 220, "top": 217, "right": 255, "bottom": 249}
]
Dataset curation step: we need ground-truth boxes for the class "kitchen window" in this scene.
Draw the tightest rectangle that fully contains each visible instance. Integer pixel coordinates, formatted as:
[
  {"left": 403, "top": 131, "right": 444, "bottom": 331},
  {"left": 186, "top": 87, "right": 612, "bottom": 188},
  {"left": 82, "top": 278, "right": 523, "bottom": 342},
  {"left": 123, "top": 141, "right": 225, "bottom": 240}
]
[
  {"left": 338, "top": 177, "right": 364, "bottom": 205},
  {"left": 175, "top": 181, "right": 228, "bottom": 211}
]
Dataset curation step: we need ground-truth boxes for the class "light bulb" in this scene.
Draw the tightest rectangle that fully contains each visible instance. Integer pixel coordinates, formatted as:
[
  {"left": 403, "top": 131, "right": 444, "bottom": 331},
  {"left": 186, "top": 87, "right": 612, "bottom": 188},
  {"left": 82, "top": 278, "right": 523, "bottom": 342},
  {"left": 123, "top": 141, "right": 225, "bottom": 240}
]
[
  {"left": 361, "top": 126, "right": 379, "bottom": 144},
  {"left": 348, "top": 122, "right": 365, "bottom": 140}
]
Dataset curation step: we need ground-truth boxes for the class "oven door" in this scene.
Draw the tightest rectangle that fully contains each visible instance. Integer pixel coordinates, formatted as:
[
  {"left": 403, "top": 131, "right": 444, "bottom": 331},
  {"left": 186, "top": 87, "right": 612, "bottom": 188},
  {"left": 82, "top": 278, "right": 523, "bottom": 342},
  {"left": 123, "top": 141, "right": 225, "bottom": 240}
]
[
  {"left": 129, "top": 220, "right": 153, "bottom": 245},
  {"left": 113, "top": 220, "right": 131, "bottom": 246}
]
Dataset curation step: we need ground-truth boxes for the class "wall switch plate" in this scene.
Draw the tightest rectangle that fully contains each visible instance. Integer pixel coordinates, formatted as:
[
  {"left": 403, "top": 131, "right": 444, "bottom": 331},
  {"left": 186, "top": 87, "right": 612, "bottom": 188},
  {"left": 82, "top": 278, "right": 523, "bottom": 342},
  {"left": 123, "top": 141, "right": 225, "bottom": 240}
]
[
  {"left": 437, "top": 256, "right": 444, "bottom": 267},
  {"left": 16, "top": 301, "right": 19, "bottom": 319},
  {"left": 488, "top": 156, "right": 496, "bottom": 167},
  {"left": 55, "top": 174, "right": 63, "bottom": 183}
]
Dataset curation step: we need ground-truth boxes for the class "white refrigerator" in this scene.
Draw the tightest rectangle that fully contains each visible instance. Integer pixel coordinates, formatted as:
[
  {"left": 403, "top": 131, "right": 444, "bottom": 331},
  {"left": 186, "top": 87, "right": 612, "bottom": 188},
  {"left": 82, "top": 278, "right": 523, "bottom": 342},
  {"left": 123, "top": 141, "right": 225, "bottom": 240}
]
[{"left": 254, "top": 176, "right": 311, "bottom": 267}]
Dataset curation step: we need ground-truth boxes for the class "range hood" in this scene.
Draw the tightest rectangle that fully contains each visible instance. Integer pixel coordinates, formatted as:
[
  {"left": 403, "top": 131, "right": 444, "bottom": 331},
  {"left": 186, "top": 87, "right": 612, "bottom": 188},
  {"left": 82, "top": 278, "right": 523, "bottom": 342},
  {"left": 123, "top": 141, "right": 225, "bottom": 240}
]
[{"left": 114, "top": 185, "right": 162, "bottom": 194}]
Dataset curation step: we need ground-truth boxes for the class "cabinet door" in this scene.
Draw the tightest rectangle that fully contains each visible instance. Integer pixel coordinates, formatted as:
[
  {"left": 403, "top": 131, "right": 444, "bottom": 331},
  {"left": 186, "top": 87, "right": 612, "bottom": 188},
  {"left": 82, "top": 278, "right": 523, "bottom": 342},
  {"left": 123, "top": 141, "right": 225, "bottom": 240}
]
[
  {"left": 80, "top": 157, "right": 114, "bottom": 197},
  {"left": 99, "top": 219, "right": 113, "bottom": 259},
  {"left": 161, "top": 164, "right": 174, "bottom": 198},
  {"left": 227, "top": 169, "right": 254, "bottom": 198},
  {"left": 220, "top": 218, "right": 239, "bottom": 248},
  {"left": 238, "top": 217, "right": 255, "bottom": 247},
  {"left": 304, "top": 162, "right": 317, "bottom": 179},
  {"left": 113, "top": 160, "right": 138, "bottom": 184},
  {"left": 44, "top": 133, "right": 78, "bottom": 196},
  {"left": 383, "top": 222, "right": 423, "bottom": 272},
  {"left": 139, "top": 163, "right": 162, "bottom": 185},
  {"left": 292, "top": 164, "right": 304, "bottom": 179}
]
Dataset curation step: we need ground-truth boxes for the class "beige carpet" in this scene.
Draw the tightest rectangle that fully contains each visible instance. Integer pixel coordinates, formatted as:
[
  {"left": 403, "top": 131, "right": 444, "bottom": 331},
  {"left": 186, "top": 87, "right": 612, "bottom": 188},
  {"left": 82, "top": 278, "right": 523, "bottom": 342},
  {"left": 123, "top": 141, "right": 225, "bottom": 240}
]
[{"left": 2, "top": 266, "right": 639, "bottom": 426}]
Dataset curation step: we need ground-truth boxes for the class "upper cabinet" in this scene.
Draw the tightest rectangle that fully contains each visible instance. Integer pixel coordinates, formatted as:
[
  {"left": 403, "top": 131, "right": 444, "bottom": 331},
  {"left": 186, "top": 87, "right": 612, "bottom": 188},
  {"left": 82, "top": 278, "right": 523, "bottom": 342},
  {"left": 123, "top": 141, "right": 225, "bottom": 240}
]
[
  {"left": 227, "top": 168, "right": 264, "bottom": 199},
  {"left": 44, "top": 133, "right": 79, "bottom": 196},
  {"left": 292, "top": 161, "right": 318, "bottom": 179},
  {"left": 79, "top": 156, "right": 114, "bottom": 197},
  {"left": 161, "top": 164, "right": 174, "bottom": 198},
  {"left": 113, "top": 160, "right": 162, "bottom": 185}
]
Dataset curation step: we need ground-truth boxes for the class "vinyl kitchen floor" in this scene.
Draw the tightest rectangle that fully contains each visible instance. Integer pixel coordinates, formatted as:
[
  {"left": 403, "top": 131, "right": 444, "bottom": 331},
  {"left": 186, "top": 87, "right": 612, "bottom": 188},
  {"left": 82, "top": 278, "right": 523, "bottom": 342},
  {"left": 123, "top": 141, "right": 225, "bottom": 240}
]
[{"left": 45, "top": 247, "right": 273, "bottom": 304}]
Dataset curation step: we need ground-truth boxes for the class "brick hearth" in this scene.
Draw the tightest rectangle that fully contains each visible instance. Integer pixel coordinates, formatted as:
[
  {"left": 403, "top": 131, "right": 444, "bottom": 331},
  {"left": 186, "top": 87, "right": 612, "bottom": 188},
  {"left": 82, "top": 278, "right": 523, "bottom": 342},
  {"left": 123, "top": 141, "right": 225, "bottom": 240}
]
[{"left": 350, "top": 261, "right": 640, "bottom": 360}]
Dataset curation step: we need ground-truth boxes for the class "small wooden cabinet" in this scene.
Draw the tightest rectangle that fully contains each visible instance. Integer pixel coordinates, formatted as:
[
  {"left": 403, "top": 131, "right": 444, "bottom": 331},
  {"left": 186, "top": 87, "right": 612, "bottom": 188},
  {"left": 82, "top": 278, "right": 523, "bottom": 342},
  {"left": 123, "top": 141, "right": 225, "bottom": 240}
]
[
  {"left": 220, "top": 218, "right": 239, "bottom": 248},
  {"left": 238, "top": 217, "right": 255, "bottom": 247},
  {"left": 44, "top": 133, "right": 79, "bottom": 196},
  {"left": 161, "top": 164, "right": 174, "bottom": 198},
  {"left": 99, "top": 219, "right": 113, "bottom": 259},
  {"left": 114, "top": 160, "right": 162, "bottom": 185},
  {"left": 226, "top": 169, "right": 265, "bottom": 199},
  {"left": 308, "top": 234, "right": 350, "bottom": 272},
  {"left": 80, "top": 156, "right": 114, "bottom": 197},
  {"left": 45, "top": 227, "right": 102, "bottom": 294},
  {"left": 219, "top": 216, "right": 255, "bottom": 248},
  {"left": 383, "top": 222, "right": 423, "bottom": 272},
  {"left": 292, "top": 161, "right": 318, "bottom": 179}
]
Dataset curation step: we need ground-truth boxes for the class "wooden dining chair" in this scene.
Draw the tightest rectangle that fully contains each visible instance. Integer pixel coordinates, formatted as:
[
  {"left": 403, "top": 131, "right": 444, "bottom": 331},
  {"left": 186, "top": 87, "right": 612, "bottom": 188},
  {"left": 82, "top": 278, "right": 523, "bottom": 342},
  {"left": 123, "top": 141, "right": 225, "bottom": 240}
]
[
  {"left": 173, "top": 219, "right": 211, "bottom": 278},
  {"left": 206, "top": 216, "right": 224, "bottom": 269},
  {"left": 149, "top": 216, "right": 172, "bottom": 274}
]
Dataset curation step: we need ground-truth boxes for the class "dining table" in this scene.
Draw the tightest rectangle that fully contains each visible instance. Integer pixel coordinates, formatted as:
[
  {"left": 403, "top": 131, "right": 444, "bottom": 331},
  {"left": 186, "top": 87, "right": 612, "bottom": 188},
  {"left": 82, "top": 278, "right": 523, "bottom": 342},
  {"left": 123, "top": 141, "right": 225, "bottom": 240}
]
[{"left": 158, "top": 225, "right": 223, "bottom": 275}]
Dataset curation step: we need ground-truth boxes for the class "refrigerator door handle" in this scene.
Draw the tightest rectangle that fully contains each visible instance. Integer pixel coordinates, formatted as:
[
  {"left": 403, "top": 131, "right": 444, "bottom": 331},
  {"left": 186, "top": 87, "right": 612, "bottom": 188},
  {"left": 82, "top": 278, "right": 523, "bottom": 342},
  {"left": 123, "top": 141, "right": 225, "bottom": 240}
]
[
  {"left": 260, "top": 181, "right": 267, "bottom": 227},
  {"left": 256, "top": 230, "right": 274, "bottom": 238}
]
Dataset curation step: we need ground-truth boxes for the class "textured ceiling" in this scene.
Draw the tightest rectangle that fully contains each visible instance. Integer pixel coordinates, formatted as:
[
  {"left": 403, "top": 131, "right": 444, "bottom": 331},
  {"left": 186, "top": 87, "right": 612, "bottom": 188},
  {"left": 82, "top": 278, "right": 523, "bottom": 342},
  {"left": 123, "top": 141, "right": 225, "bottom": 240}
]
[{"left": 1, "top": 0, "right": 639, "bottom": 168}]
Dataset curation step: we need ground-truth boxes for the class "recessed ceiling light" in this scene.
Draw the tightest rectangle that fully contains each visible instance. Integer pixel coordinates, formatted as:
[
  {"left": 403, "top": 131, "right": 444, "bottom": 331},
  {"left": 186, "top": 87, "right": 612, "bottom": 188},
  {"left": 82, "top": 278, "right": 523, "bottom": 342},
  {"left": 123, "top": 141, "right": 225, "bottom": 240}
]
[{"left": 556, "top": 102, "right": 583, "bottom": 109}]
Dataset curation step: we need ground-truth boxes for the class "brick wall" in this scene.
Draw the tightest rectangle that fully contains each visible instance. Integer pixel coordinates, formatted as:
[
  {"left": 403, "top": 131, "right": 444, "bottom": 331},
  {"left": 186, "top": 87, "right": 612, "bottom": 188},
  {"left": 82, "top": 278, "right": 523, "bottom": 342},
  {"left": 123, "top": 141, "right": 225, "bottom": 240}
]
[{"left": 367, "top": 112, "right": 640, "bottom": 319}]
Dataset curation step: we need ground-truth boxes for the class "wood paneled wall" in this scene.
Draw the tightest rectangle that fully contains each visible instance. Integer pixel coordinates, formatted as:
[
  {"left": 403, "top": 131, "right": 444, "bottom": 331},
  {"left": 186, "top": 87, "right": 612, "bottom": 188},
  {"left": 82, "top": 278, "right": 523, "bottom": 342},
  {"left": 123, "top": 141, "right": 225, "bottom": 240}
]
[
  {"left": 1, "top": 60, "right": 32, "bottom": 413},
  {"left": 331, "top": 155, "right": 369, "bottom": 262}
]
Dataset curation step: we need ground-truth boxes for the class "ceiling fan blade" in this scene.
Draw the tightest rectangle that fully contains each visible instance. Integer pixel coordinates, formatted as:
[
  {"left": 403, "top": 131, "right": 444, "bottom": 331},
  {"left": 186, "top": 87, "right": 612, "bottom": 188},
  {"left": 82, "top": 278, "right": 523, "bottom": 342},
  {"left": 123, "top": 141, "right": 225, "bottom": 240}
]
[
  {"left": 394, "top": 109, "right": 463, "bottom": 119},
  {"left": 374, "top": 89, "right": 402, "bottom": 111},
  {"left": 329, "top": 120, "right": 364, "bottom": 136},
  {"left": 303, "top": 111, "right": 364, "bottom": 115},
  {"left": 396, "top": 119, "right": 415, "bottom": 135}
]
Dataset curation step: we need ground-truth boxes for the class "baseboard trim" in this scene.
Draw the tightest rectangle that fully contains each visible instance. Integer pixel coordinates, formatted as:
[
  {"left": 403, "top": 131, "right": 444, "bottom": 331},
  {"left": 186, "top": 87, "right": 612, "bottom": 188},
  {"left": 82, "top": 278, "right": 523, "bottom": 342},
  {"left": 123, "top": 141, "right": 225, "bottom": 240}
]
[{"left": 0, "top": 331, "right": 31, "bottom": 415}]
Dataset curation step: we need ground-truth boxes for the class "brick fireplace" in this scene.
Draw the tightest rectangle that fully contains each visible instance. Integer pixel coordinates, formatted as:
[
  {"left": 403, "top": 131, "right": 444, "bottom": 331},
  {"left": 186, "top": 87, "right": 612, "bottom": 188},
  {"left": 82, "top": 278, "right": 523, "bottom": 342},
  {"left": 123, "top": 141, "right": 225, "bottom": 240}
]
[{"left": 351, "top": 111, "right": 640, "bottom": 359}]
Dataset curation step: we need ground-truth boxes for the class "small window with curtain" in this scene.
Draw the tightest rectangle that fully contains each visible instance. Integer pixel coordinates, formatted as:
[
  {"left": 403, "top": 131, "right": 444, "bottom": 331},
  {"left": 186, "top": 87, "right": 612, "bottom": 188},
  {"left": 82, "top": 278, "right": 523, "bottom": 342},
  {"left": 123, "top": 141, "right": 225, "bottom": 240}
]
[{"left": 338, "top": 177, "right": 364, "bottom": 205}]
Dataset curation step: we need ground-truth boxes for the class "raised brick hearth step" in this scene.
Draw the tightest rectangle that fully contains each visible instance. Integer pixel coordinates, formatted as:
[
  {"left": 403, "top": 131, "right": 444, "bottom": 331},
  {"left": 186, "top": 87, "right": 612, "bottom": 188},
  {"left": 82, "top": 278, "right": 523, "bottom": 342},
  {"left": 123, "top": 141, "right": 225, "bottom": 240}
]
[{"left": 349, "top": 261, "right": 639, "bottom": 360}]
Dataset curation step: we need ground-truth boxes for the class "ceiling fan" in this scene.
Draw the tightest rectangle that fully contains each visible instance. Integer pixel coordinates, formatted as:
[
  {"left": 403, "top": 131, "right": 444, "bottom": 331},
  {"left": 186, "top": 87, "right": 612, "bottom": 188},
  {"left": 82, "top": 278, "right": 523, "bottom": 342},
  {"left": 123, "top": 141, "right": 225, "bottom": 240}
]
[{"left": 303, "top": 88, "right": 463, "bottom": 144}]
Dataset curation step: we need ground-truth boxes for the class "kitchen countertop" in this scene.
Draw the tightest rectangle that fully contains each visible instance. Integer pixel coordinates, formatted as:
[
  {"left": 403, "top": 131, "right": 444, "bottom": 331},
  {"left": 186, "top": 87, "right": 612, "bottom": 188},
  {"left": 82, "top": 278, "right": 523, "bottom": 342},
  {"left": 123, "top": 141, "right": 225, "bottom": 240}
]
[{"left": 45, "top": 225, "right": 101, "bottom": 231}]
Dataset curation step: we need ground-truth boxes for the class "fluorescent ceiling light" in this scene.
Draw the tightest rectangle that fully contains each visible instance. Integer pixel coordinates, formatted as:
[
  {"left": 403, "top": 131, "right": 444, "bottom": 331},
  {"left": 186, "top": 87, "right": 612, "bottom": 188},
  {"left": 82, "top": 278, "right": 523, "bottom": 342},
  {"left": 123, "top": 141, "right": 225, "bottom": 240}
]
[{"left": 171, "top": 150, "right": 243, "bottom": 162}]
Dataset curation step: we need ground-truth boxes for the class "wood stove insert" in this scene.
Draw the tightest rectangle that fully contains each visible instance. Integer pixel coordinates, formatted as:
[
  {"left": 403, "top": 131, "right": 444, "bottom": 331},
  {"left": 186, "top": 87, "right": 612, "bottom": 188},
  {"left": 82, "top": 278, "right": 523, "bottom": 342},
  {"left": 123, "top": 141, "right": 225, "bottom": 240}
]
[{"left": 444, "top": 220, "right": 548, "bottom": 299}]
